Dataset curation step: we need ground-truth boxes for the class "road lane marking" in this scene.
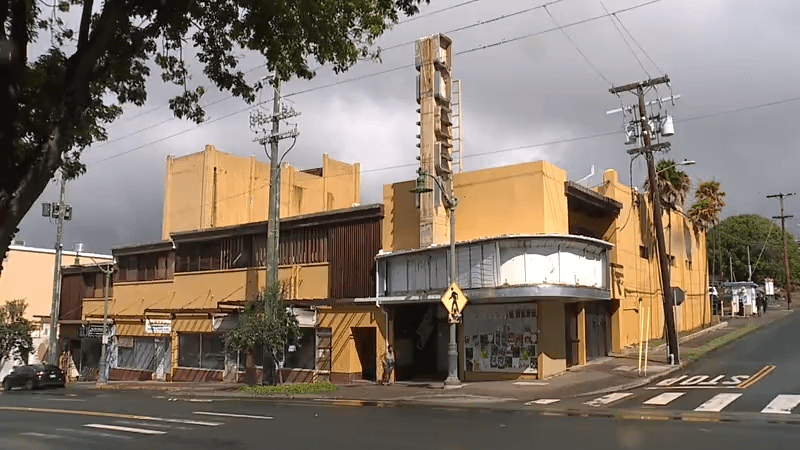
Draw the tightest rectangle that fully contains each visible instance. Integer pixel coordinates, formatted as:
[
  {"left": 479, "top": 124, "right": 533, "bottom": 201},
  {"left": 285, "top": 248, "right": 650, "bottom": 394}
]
[
  {"left": 654, "top": 374, "right": 751, "bottom": 389},
  {"left": 194, "top": 411, "right": 273, "bottom": 420},
  {"left": 525, "top": 399, "right": 560, "bottom": 405},
  {"left": 761, "top": 395, "right": 800, "bottom": 414},
  {"left": 20, "top": 432, "right": 61, "bottom": 439},
  {"left": 115, "top": 420, "right": 192, "bottom": 430},
  {"left": 58, "top": 427, "right": 133, "bottom": 439},
  {"left": 738, "top": 365, "right": 776, "bottom": 389},
  {"left": 513, "top": 381, "right": 549, "bottom": 386},
  {"left": 584, "top": 392, "right": 633, "bottom": 407},
  {"left": 0, "top": 406, "right": 221, "bottom": 426},
  {"left": 643, "top": 392, "right": 685, "bottom": 406},
  {"left": 85, "top": 424, "right": 166, "bottom": 435},
  {"left": 693, "top": 393, "right": 742, "bottom": 412}
]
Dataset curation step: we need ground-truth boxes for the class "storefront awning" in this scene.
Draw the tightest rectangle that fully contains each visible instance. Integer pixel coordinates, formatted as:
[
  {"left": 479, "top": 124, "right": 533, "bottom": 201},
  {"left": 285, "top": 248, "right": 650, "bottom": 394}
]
[{"left": 359, "top": 284, "right": 610, "bottom": 305}]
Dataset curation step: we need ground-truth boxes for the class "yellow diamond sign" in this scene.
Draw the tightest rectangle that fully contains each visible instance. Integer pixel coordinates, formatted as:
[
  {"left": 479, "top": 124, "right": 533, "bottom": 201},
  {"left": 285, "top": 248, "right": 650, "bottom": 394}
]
[{"left": 441, "top": 281, "right": 468, "bottom": 317}]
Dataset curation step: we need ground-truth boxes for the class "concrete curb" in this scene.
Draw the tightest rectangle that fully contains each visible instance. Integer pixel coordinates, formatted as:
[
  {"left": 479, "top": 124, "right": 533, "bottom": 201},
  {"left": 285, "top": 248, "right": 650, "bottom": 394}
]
[
  {"left": 611, "top": 321, "right": 729, "bottom": 358},
  {"left": 577, "top": 363, "right": 685, "bottom": 398}
]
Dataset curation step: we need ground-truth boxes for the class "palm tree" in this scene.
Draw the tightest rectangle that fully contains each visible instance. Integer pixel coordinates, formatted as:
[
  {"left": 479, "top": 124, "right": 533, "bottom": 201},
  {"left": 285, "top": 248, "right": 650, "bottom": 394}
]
[
  {"left": 688, "top": 181, "right": 726, "bottom": 230},
  {"left": 688, "top": 180, "right": 727, "bottom": 285},
  {"left": 644, "top": 159, "right": 692, "bottom": 209}
]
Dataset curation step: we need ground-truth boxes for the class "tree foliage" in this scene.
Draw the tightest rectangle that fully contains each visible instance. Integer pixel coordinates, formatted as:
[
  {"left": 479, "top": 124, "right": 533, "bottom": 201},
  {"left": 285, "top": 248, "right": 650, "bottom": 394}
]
[
  {"left": 0, "top": 299, "right": 34, "bottom": 368},
  {"left": 644, "top": 159, "right": 692, "bottom": 209},
  {"left": 225, "top": 283, "right": 299, "bottom": 385},
  {"left": 710, "top": 214, "right": 800, "bottom": 286},
  {"left": 0, "top": 0, "right": 429, "bottom": 274},
  {"left": 688, "top": 180, "right": 726, "bottom": 230}
]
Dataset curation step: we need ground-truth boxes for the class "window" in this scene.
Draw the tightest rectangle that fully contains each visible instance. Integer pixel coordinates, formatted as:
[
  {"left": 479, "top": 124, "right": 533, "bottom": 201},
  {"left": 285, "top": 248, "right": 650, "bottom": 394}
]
[
  {"left": 639, "top": 245, "right": 650, "bottom": 259},
  {"left": 118, "top": 337, "right": 157, "bottom": 371},
  {"left": 234, "top": 328, "right": 317, "bottom": 370},
  {"left": 686, "top": 259, "right": 693, "bottom": 270},
  {"left": 178, "top": 333, "right": 225, "bottom": 370},
  {"left": 285, "top": 328, "right": 316, "bottom": 370}
]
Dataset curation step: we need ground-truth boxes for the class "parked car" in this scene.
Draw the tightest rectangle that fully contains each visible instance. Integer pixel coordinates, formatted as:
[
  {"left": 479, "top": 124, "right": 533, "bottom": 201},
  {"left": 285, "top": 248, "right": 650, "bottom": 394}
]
[{"left": 2, "top": 364, "right": 66, "bottom": 391}]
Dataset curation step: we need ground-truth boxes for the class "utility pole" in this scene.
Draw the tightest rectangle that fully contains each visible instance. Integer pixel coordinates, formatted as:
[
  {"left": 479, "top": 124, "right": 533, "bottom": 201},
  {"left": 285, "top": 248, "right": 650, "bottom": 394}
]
[
  {"left": 609, "top": 76, "right": 680, "bottom": 365},
  {"left": 43, "top": 171, "right": 72, "bottom": 366},
  {"left": 747, "top": 246, "right": 752, "bottom": 281},
  {"left": 250, "top": 76, "right": 300, "bottom": 286},
  {"left": 767, "top": 192, "right": 795, "bottom": 309}
]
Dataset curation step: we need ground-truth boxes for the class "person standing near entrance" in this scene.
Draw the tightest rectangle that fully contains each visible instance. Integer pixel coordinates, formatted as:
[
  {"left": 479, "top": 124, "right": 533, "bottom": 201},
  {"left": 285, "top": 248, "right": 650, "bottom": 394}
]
[{"left": 380, "top": 345, "right": 395, "bottom": 385}]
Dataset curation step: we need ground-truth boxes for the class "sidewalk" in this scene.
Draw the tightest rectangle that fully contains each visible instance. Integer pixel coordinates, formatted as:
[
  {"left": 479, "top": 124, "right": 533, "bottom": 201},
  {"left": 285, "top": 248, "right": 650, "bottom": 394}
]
[{"left": 83, "top": 304, "right": 793, "bottom": 409}]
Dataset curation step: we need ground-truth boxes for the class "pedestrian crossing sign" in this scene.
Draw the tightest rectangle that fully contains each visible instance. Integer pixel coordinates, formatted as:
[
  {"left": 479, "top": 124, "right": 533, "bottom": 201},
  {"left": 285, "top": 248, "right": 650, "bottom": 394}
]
[{"left": 441, "top": 282, "right": 468, "bottom": 319}]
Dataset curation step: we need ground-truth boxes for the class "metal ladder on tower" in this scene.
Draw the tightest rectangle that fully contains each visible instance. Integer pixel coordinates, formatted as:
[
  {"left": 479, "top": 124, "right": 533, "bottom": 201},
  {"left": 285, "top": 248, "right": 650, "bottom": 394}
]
[{"left": 451, "top": 80, "right": 463, "bottom": 173}]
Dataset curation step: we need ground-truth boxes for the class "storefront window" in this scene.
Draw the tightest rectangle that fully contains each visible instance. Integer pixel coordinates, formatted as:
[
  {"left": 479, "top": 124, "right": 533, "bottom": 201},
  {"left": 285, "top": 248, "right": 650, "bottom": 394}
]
[
  {"left": 179, "top": 333, "right": 224, "bottom": 370},
  {"left": 118, "top": 337, "right": 157, "bottom": 371},
  {"left": 284, "top": 327, "right": 316, "bottom": 370},
  {"left": 463, "top": 303, "right": 538, "bottom": 373}
]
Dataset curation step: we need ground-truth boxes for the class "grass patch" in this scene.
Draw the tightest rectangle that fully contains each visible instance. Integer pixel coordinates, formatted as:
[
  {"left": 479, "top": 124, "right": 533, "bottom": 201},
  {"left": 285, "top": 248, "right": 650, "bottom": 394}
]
[
  {"left": 683, "top": 324, "right": 760, "bottom": 361},
  {"left": 237, "top": 381, "right": 338, "bottom": 395}
]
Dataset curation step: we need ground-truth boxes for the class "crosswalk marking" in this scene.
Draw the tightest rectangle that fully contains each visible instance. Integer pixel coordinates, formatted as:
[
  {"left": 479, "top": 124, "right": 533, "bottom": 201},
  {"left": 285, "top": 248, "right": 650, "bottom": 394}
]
[
  {"left": 85, "top": 424, "right": 166, "bottom": 435},
  {"left": 761, "top": 395, "right": 800, "bottom": 414},
  {"left": 194, "top": 411, "right": 273, "bottom": 420},
  {"left": 643, "top": 392, "right": 685, "bottom": 406},
  {"left": 693, "top": 393, "right": 742, "bottom": 412},
  {"left": 585, "top": 392, "right": 633, "bottom": 407}
]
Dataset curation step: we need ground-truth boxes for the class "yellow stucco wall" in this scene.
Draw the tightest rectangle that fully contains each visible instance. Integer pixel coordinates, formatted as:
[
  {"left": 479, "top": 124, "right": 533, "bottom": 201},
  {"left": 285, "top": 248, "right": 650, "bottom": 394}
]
[
  {"left": 0, "top": 246, "right": 111, "bottom": 320},
  {"left": 162, "top": 144, "right": 361, "bottom": 238},
  {"left": 87, "top": 263, "right": 325, "bottom": 320},
  {"left": 379, "top": 160, "right": 710, "bottom": 378},
  {"left": 317, "top": 307, "right": 388, "bottom": 380},
  {"left": 598, "top": 169, "right": 710, "bottom": 351},
  {"left": 382, "top": 160, "right": 569, "bottom": 252}
]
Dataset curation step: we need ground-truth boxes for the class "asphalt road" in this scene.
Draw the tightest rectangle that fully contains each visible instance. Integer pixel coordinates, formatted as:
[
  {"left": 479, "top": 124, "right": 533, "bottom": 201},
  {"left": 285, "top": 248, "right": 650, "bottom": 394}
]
[
  {"left": 551, "top": 310, "right": 800, "bottom": 416},
  {"left": 3, "top": 385, "right": 800, "bottom": 449}
]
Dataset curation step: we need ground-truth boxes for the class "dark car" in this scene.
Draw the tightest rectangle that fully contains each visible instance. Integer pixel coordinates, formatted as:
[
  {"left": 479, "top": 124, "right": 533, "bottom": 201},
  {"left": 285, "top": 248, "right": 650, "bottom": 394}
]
[{"left": 2, "top": 364, "right": 66, "bottom": 391}]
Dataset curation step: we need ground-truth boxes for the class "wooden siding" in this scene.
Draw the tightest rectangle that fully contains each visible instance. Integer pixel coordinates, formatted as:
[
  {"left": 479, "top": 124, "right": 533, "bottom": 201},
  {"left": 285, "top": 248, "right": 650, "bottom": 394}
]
[
  {"left": 118, "top": 205, "right": 384, "bottom": 299},
  {"left": 59, "top": 272, "right": 85, "bottom": 321},
  {"left": 329, "top": 219, "right": 381, "bottom": 298}
]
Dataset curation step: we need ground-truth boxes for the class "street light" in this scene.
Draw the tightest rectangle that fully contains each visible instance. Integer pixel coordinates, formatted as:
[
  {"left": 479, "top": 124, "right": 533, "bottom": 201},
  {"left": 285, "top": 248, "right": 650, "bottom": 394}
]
[
  {"left": 656, "top": 159, "right": 695, "bottom": 174},
  {"left": 79, "top": 252, "right": 115, "bottom": 385},
  {"left": 410, "top": 168, "right": 461, "bottom": 387}
]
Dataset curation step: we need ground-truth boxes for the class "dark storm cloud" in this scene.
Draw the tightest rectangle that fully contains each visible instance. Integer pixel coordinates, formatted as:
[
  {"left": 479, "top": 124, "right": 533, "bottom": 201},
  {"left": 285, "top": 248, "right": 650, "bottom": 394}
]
[{"left": 15, "top": 0, "right": 800, "bottom": 252}]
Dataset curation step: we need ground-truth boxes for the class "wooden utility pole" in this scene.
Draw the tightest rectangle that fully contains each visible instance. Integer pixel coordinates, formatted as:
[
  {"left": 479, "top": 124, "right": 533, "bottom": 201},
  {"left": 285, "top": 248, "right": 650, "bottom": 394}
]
[
  {"left": 249, "top": 77, "right": 300, "bottom": 286},
  {"left": 767, "top": 192, "right": 795, "bottom": 309},
  {"left": 609, "top": 76, "right": 680, "bottom": 364}
]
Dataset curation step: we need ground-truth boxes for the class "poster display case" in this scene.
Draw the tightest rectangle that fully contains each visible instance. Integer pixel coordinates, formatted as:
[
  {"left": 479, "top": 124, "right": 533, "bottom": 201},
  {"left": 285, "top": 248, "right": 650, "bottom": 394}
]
[{"left": 463, "top": 303, "right": 538, "bottom": 374}]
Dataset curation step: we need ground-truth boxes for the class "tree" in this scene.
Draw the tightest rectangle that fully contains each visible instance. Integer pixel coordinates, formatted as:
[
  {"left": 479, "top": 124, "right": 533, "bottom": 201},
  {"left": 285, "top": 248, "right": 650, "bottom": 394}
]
[
  {"left": 644, "top": 159, "right": 692, "bottom": 209},
  {"left": 225, "top": 283, "right": 299, "bottom": 385},
  {"left": 710, "top": 214, "right": 800, "bottom": 286},
  {"left": 688, "top": 180, "right": 726, "bottom": 280},
  {"left": 0, "top": 299, "right": 34, "bottom": 368},
  {"left": 0, "top": 0, "right": 429, "bottom": 275}
]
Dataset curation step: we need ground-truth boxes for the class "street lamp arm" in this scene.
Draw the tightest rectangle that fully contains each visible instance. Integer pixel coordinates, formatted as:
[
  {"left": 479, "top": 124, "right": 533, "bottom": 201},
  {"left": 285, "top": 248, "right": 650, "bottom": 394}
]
[
  {"left": 82, "top": 253, "right": 115, "bottom": 275},
  {"left": 656, "top": 159, "right": 696, "bottom": 174},
  {"left": 418, "top": 169, "right": 457, "bottom": 208}
]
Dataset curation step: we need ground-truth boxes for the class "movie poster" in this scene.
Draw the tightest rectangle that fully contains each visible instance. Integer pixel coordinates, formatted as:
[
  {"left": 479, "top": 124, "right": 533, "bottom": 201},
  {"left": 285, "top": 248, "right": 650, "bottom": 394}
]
[{"left": 463, "top": 303, "right": 538, "bottom": 374}]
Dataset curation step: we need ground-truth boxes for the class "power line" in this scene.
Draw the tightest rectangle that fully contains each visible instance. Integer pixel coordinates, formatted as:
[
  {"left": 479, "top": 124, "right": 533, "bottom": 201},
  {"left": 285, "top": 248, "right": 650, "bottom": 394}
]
[
  {"left": 598, "top": 0, "right": 650, "bottom": 77},
  {"left": 380, "top": 0, "right": 565, "bottom": 52},
  {"left": 91, "top": 0, "right": 661, "bottom": 164},
  {"left": 611, "top": 11, "right": 663, "bottom": 74},
  {"left": 396, "top": 0, "right": 480, "bottom": 25},
  {"left": 543, "top": 3, "right": 612, "bottom": 85}
]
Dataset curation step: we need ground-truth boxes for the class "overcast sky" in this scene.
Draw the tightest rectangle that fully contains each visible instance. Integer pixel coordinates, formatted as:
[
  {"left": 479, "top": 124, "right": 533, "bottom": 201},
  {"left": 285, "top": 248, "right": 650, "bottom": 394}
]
[{"left": 15, "top": 0, "right": 800, "bottom": 254}]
